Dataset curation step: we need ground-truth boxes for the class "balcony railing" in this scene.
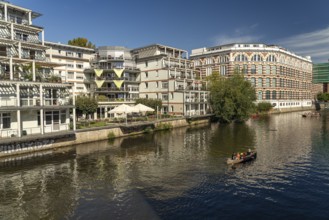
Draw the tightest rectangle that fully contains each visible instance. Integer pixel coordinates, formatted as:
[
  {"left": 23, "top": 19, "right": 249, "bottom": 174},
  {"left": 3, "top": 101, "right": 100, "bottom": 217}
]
[
  {"left": 95, "top": 87, "right": 128, "bottom": 92},
  {"left": 0, "top": 97, "right": 71, "bottom": 107}
]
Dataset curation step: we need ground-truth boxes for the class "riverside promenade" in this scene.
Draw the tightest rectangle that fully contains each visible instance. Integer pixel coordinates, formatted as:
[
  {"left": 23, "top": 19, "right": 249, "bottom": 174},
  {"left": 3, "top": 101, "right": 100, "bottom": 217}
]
[{"left": 0, "top": 115, "right": 212, "bottom": 158}]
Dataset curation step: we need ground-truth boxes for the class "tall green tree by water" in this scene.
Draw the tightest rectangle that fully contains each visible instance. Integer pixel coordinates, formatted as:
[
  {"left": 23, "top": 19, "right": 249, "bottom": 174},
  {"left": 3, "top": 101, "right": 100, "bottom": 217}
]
[{"left": 207, "top": 71, "right": 256, "bottom": 123}]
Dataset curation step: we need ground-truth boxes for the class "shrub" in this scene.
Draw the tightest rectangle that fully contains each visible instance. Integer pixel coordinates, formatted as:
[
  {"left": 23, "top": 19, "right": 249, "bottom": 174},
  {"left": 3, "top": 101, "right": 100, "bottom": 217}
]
[
  {"left": 256, "top": 102, "right": 273, "bottom": 113},
  {"left": 108, "top": 131, "right": 116, "bottom": 140}
]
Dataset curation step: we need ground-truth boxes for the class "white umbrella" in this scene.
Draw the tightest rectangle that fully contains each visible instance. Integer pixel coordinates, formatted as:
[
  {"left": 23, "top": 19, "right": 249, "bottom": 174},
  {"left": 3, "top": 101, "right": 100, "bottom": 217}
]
[
  {"left": 109, "top": 104, "right": 137, "bottom": 114},
  {"left": 133, "top": 103, "right": 155, "bottom": 112}
]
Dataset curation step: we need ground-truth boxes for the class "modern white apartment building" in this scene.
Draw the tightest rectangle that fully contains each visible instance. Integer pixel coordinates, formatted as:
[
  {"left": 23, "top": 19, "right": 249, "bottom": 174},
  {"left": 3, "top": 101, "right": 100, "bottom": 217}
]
[
  {"left": 132, "top": 44, "right": 209, "bottom": 116},
  {"left": 0, "top": 1, "right": 73, "bottom": 139},
  {"left": 45, "top": 41, "right": 95, "bottom": 96},
  {"left": 190, "top": 43, "right": 317, "bottom": 109},
  {"left": 86, "top": 46, "right": 140, "bottom": 118}
]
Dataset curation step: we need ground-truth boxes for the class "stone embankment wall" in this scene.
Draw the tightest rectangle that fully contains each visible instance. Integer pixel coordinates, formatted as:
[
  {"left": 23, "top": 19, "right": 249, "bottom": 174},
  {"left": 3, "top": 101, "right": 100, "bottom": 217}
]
[{"left": 0, "top": 118, "right": 210, "bottom": 158}]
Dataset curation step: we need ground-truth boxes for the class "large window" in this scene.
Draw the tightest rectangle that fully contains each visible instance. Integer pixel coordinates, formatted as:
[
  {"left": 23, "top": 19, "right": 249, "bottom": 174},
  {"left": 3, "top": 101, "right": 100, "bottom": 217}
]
[
  {"left": 252, "top": 54, "right": 262, "bottom": 61},
  {"left": 251, "top": 65, "right": 256, "bottom": 74},
  {"left": 250, "top": 77, "right": 256, "bottom": 86},
  {"left": 272, "top": 91, "right": 277, "bottom": 99},
  {"left": 266, "top": 78, "right": 270, "bottom": 87},
  {"left": 0, "top": 113, "right": 11, "bottom": 129},
  {"left": 272, "top": 78, "right": 276, "bottom": 87},
  {"left": 265, "top": 90, "right": 271, "bottom": 100},
  {"left": 242, "top": 64, "right": 248, "bottom": 74},
  {"left": 257, "top": 65, "right": 262, "bottom": 74},
  {"left": 234, "top": 54, "right": 248, "bottom": 62},
  {"left": 258, "top": 78, "right": 263, "bottom": 87},
  {"left": 258, "top": 91, "right": 263, "bottom": 100}
]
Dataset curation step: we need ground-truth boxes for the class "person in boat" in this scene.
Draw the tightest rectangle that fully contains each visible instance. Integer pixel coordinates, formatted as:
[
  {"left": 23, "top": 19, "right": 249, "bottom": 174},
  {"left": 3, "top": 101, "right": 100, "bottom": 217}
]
[
  {"left": 236, "top": 152, "right": 240, "bottom": 160},
  {"left": 231, "top": 152, "right": 236, "bottom": 160}
]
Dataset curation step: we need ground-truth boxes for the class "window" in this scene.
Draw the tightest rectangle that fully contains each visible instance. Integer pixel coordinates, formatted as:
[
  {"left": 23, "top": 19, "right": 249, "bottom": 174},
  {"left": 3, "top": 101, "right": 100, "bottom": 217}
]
[
  {"left": 266, "top": 78, "right": 270, "bottom": 87},
  {"left": 156, "top": 81, "right": 158, "bottom": 88},
  {"left": 251, "top": 65, "right": 256, "bottom": 74},
  {"left": 257, "top": 65, "right": 262, "bottom": 74},
  {"left": 162, "top": 94, "right": 168, "bottom": 101},
  {"left": 145, "top": 82, "right": 148, "bottom": 89},
  {"left": 258, "top": 78, "right": 263, "bottom": 87},
  {"left": 272, "top": 91, "right": 277, "bottom": 99},
  {"left": 76, "top": 64, "right": 83, "bottom": 69},
  {"left": 266, "top": 65, "right": 270, "bottom": 74},
  {"left": 16, "top": 33, "right": 28, "bottom": 41},
  {"left": 66, "top": 63, "right": 74, "bottom": 68},
  {"left": 220, "top": 66, "right": 226, "bottom": 75},
  {"left": 272, "top": 78, "right": 276, "bottom": 87},
  {"left": 252, "top": 54, "right": 262, "bottom": 62},
  {"left": 234, "top": 54, "right": 248, "bottom": 62},
  {"left": 145, "top": 72, "right": 148, "bottom": 78},
  {"left": 145, "top": 61, "right": 148, "bottom": 67},
  {"left": 66, "top": 51, "right": 74, "bottom": 57},
  {"left": 258, "top": 91, "right": 263, "bottom": 100},
  {"left": 271, "top": 66, "right": 276, "bottom": 74},
  {"left": 266, "top": 55, "right": 277, "bottom": 62},
  {"left": 266, "top": 90, "right": 271, "bottom": 100},
  {"left": 77, "top": 52, "right": 82, "bottom": 58},
  {"left": 162, "top": 81, "right": 168, "bottom": 89},
  {"left": 171, "top": 106, "right": 174, "bottom": 112},
  {"left": 61, "top": 110, "right": 66, "bottom": 124},
  {"left": 250, "top": 77, "right": 256, "bottom": 86},
  {"left": 156, "top": 70, "right": 159, "bottom": 77},
  {"left": 1, "top": 113, "right": 11, "bottom": 129},
  {"left": 171, "top": 92, "right": 174, "bottom": 99}
]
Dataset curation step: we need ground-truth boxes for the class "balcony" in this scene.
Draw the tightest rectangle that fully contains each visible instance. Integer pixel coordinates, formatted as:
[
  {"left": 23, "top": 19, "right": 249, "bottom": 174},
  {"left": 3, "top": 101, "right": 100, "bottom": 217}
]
[{"left": 0, "top": 97, "right": 71, "bottom": 108}]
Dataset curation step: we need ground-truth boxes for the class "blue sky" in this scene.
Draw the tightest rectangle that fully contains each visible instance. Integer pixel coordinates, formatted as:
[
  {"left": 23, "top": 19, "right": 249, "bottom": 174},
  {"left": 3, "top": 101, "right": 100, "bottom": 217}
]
[{"left": 10, "top": 0, "right": 329, "bottom": 63}]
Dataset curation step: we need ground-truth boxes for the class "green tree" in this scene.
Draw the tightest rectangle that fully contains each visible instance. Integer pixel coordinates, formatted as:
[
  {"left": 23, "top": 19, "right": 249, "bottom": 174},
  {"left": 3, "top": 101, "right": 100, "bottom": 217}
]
[
  {"left": 68, "top": 37, "right": 96, "bottom": 49},
  {"left": 207, "top": 71, "right": 256, "bottom": 123},
  {"left": 135, "top": 98, "right": 162, "bottom": 111},
  {"left": 317, "top": 92, "right": 329, "bottom": 101},
  {"left": 76, "top": 96, "right": 98, "bottom": 118},
  {"left": 256, "top": 102, "right": 273, "bottom": 113}
]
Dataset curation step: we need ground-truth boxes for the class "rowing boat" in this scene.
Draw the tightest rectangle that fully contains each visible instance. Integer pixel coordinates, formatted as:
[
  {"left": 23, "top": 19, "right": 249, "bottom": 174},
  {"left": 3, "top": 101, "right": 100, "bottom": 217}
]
[{"left": 227, "top": 152, "right": 257, "bottom": 165}]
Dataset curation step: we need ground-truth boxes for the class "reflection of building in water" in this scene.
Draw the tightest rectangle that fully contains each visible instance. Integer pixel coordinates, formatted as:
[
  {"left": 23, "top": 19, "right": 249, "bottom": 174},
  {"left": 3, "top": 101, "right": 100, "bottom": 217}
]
[{"left": 0, "top": 152, "right": 79, "bottom": 219}]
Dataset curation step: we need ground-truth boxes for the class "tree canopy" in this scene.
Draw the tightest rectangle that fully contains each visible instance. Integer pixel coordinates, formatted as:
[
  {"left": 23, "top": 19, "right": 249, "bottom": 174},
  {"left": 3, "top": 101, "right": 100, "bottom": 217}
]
[
  {"left": 207, "top": 71, "right": 256, "bottom": 123},
  {"left": 68, "top": 37, "right": 95, "bottom": 49},
  {"left": 76, "top": 96, "right": 98, "bottom": 116}
]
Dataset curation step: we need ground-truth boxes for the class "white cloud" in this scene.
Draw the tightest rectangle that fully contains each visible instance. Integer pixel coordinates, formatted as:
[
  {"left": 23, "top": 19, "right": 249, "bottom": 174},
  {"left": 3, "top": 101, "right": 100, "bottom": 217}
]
[
  {"left": 213, "top": 24, "right": 262, "bottom": 45},
  {"left": 277, "top": 27, "right": 329, "bottom": 63}
]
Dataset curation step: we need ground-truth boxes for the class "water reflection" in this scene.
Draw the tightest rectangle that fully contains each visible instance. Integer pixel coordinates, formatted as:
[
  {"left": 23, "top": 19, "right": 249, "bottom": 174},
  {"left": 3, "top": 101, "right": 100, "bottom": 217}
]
[{"left": 1, "top": 113, "right": 329, "bottom": 219}]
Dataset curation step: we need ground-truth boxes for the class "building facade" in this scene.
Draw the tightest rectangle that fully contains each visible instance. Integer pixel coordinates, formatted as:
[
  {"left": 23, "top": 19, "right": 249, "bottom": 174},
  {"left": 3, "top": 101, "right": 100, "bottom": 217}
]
[
  {"left": 0, "top": 1, "right": 73, "bottom": 138},
  {"left": 190, "top": 43, "right": 316, "bottom": 109},
  {"left": 132, "top": 44, "right": 209, "bottom": 116},
  {"left": 45, "top": 41, "right": 95, "bottom": 96},
  {"left": 86, "top": 46, "right": 140, "bottom": 118},
  {"left": 312, "top": 62, "right": 329, "bottom": 93}
]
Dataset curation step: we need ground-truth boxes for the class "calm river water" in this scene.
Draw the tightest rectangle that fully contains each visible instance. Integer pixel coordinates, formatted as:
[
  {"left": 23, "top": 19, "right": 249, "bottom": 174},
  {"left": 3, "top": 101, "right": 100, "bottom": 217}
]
[{"left": 1, "top": 111, "right": 329, "bottom": 220}]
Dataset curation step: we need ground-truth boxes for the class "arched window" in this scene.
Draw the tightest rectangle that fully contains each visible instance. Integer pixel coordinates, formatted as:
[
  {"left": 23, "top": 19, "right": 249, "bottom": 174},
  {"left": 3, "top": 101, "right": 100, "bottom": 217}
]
[
  {"left": 251, "top": 64, "right": 256, "bottom": 74},
  {"left": 258, "top": 91, "right": 263, "bottom": 100},
  {"left": 257, "top": 65, "right": 262, "bottom": 74},
  {"left": 234, "top": 54, "right": 248, "bottom": 62},
  {"left": 266, "top": 55, "right": 277, "bottom": 62},
  {"left": 251, "top": 54, "right": 262, "bottom": 62},
  {"left": 266, "top": 90, "right": 271, "bottom": 99}
]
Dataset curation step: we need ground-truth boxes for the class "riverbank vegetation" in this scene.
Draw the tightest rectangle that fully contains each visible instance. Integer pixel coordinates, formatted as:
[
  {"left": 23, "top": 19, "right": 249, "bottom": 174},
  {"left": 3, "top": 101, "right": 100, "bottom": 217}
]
[
  {"left": 256, "top": 102, "right": 273, "bottom": 114},
  {"left": 317, "top": 92, "right": 329, "bottom": 102},
  {"left": 207, "top": 71, "right": 256, "bottom": 123}
]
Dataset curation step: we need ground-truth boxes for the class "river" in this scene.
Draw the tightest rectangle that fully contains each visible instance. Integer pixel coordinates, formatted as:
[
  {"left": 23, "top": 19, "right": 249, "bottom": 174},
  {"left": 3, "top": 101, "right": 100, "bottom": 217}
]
[{"left": 1, "top": 111, "right": 329, "bottom": 219}]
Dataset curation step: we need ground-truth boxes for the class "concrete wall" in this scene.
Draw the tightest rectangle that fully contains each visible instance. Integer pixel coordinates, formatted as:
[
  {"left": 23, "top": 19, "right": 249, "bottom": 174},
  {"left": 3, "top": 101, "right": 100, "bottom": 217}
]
[{"left": 0, "top": 117, "right": 210, "bottom": 158}]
